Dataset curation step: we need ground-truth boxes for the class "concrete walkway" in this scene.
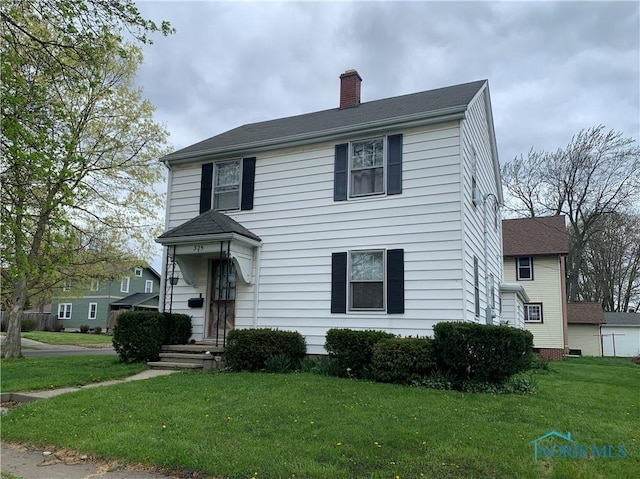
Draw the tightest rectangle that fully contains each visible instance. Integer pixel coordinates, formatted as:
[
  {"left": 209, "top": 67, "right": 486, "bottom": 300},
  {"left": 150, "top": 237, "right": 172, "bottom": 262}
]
[{"left": 1, "top": 345, "right": 188, "bottom": 479}]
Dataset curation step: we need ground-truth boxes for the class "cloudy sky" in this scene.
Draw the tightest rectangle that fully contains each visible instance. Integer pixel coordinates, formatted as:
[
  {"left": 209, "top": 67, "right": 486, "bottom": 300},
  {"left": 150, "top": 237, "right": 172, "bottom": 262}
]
[
  {"left": 135, "top": 0, "right": 639, "bottom": 162},
  {"left": 133, "top": 0, "right": 639, "bottom": 268}
]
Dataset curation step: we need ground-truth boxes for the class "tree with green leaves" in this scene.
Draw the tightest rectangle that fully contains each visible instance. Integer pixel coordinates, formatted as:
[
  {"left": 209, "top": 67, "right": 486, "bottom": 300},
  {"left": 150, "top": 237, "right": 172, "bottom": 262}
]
[
  {"left": 1, "top": 0, "right": 173, "bottom": 358},
  {"left": 502, "top": 126, "right": 640, "bottom": 310}
]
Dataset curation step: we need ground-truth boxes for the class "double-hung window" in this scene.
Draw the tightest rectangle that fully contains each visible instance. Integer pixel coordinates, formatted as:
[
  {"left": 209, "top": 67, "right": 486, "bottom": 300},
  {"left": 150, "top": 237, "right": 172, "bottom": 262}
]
[
  {"left": 516, "top": 257, "right": 533, "bottom": 280},
  {"left": 121, "top": 277, "right": 130, "bottom": 293},
  {"left": 524, "top": 303, "right": 543, "bottom": 323},
  {"left": 214, "top": 160, "right": 241, "bottom": 211},
  {"left": 145, "top": 280, "right": 153, "bottom": 293},
  {"left": 331, "top": 249, "right": 404, "bottom": 314},
  {"left": 350, "top": 138, "right": 385, "bottom": 197},
  {"left": 58, "top": 303, "right": 72, "bottom": 319},
  {"left": 349, "top": 250, "right": 385, "bottom": 310},
  {"left": 88, "top": 303, "right": 97, "bottom": 320}
]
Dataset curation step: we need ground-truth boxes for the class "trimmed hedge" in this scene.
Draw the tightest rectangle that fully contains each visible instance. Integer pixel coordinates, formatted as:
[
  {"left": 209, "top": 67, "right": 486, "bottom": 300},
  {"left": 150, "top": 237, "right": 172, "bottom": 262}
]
[
  {"left": 325, "top": 328, "right": 395, "bottom": 378},
  {"left": 112, "top": 312, "right": 192, "bottom": 363},
  {"left": 225, "top": 328, "right": 306, "bottom": 372},
  {"left": 371, "top": 337, "right": 436, "bottom": 384},
  {"left": 433, "top": 321, "right": 534, "bottom": 384}
]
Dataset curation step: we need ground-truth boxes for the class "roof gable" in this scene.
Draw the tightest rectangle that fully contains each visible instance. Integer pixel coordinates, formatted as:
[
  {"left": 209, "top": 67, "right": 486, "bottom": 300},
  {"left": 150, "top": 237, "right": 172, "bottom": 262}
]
[
  {"left": 502, "top": 216, "right": 569, "bottom": 256},
  {"left": 161, "top": 80, "right": 487, "bottom": 163},
  {"left": 157, "top": 210, "right": 261, "bottom": 243}
]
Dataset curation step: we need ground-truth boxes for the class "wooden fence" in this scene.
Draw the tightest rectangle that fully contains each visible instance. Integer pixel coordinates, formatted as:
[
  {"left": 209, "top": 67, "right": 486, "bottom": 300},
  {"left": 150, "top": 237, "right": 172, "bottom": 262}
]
[{"left": 0, "top": 312, "right": 59, "bottom": 331}]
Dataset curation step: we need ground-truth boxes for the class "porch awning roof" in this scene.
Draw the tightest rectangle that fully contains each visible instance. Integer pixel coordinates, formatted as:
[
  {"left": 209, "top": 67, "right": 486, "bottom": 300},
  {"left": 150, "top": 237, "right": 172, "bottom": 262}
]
[
  {"left": 111, "top": 292, "right": 159, "bottom": 308},
  {"left": 156, "top": 210, "right": 261, "bottom": 245}
]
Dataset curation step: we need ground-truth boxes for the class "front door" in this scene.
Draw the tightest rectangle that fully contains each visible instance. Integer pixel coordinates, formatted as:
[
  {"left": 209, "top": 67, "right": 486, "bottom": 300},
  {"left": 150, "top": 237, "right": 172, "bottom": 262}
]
[{"left": 207, "top": 260, "right": 237, "bottom": 344}]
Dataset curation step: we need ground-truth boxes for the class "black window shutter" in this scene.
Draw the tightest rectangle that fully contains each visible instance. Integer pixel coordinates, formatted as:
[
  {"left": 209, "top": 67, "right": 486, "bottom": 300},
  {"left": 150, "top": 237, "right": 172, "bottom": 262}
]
[
  {"left": 199, "top": 163, "right": 214, "bottom": 214},
  {"left": 387, "top": 134, "right": 403, "bottom": 195},
  {"left": 334, "top": 143, "right": 348, "bottom": 201},
  {"left": 387, "top": 249, "right": 404, "bottom": 314},
  {"left": 241, "top": 157, "right": 256, "bottom": 210},
  {"left": 331, "top": 252, "right": 347, "bottom": 313}
]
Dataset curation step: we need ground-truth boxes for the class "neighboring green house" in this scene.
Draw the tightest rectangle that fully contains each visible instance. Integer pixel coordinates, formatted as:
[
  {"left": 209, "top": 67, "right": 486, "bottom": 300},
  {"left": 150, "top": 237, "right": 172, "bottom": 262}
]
[{"left": 51, "top": 266, "right": 161, "bottom": 331}]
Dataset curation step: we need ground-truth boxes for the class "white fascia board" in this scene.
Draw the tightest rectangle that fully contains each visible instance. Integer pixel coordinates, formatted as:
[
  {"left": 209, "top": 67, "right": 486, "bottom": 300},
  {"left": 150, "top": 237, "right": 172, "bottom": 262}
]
[{"left": 155, "top": 233, "right": 261, "bottom": 248}]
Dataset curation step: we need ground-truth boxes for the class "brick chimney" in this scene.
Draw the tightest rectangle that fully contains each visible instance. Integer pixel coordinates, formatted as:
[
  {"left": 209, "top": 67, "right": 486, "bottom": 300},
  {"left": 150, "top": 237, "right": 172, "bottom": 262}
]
[{"left": 339, "top": 69, "right": 362, "bottom": 109}]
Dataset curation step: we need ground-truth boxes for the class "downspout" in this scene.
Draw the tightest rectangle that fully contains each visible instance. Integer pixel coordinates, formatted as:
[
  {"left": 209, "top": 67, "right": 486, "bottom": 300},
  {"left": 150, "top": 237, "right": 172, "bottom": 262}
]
[
  {"left": 483, "top": 193, "right": 498, "bottom": 325},
  {"left": 252, "top": 245, "right": 262, "bottom": 327}
]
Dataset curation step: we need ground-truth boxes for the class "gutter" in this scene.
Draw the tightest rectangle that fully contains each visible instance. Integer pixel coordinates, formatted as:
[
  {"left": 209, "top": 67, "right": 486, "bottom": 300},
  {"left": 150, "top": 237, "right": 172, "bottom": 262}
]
[
  {"left": 160, "top": 107, "right": 468, "bottom": 166},
  {"left": 155, "top": 233, "right": 262, "bottom": 248}
]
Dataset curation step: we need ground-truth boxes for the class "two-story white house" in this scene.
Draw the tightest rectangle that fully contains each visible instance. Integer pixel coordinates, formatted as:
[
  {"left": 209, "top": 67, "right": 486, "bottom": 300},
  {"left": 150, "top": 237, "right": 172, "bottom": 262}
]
[{"left": 156, "top": 70, "right": 504, "bottom": 354}]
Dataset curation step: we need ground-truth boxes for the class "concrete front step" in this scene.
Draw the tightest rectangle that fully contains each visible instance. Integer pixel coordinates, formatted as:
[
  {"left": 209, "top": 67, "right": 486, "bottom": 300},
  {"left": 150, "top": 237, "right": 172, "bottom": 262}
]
[
  {"left": 161, "top": 344, "right": 225, "bottom": 354},
  {"left": 147, "top": 361, "right": 203, "bottom": 370}
]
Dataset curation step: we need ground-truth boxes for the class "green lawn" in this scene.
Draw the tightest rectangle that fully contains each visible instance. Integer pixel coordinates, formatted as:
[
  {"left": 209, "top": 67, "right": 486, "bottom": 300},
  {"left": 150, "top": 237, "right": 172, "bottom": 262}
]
[
  {"left": 20, "top": 331, "right": 113, "bottom": 346},
  {"left": 2, "top": 357, "right": 638, "bottom": 479},
  {"left": 0, "top": 356, "right": 147, "bottom": 392}
]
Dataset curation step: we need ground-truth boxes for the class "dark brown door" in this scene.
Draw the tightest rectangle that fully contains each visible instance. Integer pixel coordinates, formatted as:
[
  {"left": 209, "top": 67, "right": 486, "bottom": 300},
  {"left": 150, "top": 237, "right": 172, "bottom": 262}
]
[{"left": 207, "top": 260, "right": 236, "bottom": 342}]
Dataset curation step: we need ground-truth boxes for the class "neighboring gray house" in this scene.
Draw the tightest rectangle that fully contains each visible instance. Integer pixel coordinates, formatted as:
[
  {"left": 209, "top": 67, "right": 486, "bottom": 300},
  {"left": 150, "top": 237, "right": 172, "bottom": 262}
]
[
  {"left": 602, "top": 312, "right": 640, "bottom": 357},
  {"left": 156, "top": 70, "right": 505, "bottom": 354},
  {"left": 51, "top": 266, "right": 161, "bottom": 330}
]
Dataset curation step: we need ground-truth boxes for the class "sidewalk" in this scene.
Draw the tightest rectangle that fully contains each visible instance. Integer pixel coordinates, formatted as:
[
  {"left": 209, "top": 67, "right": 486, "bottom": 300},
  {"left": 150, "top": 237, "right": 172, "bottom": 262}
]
[{"left": 1, "top": 364, "right": 188, "bottom": 478}]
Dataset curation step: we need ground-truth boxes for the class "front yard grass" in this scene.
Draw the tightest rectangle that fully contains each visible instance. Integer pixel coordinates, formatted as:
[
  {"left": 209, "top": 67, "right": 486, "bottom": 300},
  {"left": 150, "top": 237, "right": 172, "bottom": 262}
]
[
  {"left": 2, "top": 357, "right": 638, "bottom": 478},
  {"left": 0, "top": 356, "right": 147, "bottom": 392},
  {"left": 20, "top": 331, "right": 113, "bottom": 346}
]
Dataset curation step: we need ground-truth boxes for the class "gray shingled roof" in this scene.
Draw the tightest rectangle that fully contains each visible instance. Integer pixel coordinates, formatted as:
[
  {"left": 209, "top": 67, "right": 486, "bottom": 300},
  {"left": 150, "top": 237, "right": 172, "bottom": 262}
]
[
  {"left": 158, "top": 210, "right": 261, "bottom": 242},
  {"left": 161, "top": 80, "right": 487, "bottom": 162},
  {"left": 502, "top": 216, "right": 569, "bottom": 256},
  {"left": 111, "top": 292, "right": 158, "bottom": 307},
  {"left": 603, "top": 312, "right": 640, "bottom": 326}
]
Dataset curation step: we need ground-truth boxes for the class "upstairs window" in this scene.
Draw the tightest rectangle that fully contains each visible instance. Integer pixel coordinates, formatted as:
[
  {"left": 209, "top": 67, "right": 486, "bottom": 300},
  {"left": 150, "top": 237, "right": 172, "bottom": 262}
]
[
  {"left": 214, "top": 160, "right": 241, "bottom": 211},
  {"left": 134, "top": 267, "right": 143, "bottom": 277},
  {"left": 516, "top": 257, "right": 533, "bottom": 280},
  {"left": 90, "top": 279, "right": 99, "bottom": 291},
  {"left": 121, "top": 277, "right": 130, "bottom": 293},
  {"left": 350, "top": 138, "right": 384, "bottom": 197},
  {"left": 145, "top": 280, "right": 153, "bottom": 293}
]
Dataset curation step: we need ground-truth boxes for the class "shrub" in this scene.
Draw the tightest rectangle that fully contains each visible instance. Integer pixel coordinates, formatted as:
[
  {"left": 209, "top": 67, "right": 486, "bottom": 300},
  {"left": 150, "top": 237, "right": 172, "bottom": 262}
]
[
  {"left": 325, "top": 328, "right": 396, "bottom": 378},
  {"left": 265, "top": 353, "right": 293, "bottom": 373},
  {"left": 371, "top": 337, "right": 436, "bottom": 384},
  {"left": 631, "top": 355, "right": 640, "bottom": 366},
  {"left": 225, "top": 328, "right": 306, "bottom": 372},
  {"left": 20, "top": 319, "right": 37, "bottom": 332},
  {"left": 79, "top": 324, "right": 90, "bottom": 333},
  {"left": 53, "top": 321, "right": 65, "bottom": 332},
  {"left": 300, "top": 356, "right": 339, "bottom": 376},
  {"left": 433, "top": 321, "right": 534, "bottom": 385},
  {"left": 163, "top": 313, "right": 192, "bottom": 345},
  {"left": 112, "top": 312, "right": 165, "bottom": 363},
  {"left": 93, "top": 326, "right": 102, "bottom": 335}
]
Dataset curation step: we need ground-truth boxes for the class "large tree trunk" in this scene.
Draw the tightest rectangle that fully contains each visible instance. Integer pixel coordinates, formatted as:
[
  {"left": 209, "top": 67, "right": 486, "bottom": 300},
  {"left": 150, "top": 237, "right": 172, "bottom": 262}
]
[{"left": 3, "top": 279, "right": 26, "bottom": 358}]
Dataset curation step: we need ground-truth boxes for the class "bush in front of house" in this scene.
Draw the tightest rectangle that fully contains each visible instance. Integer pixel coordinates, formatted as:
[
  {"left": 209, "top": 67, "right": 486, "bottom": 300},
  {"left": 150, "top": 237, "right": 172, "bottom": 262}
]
[
  {"left": 112, "top": 311, "right": 165, "bottom": 363},
  {"left": 112, "top": 312, "right": 192, "bottom": 363},
  {"left": 163, "top": 313, "right": 192, "bottom": 345},
  {"left": 20, "top": 318, "right": 38, "bottom": 332},
  {"left": 225, "top": 328, "right": 306, "bottom": 372},
  {"left": 371, "top": 337, "right": 436, "bottom": 384},
  {"left": 324, "top": 328, "right": 396, "bottom": 379},
  {"left": 79, "top": 324, "right": 90, "bottom": 333},
  {"left": 433, "top": 321, "right": 534, "bottom": 385}
]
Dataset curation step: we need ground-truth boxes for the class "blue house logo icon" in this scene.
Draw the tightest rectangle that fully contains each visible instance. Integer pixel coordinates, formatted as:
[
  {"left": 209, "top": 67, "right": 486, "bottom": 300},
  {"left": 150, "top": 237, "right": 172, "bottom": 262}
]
[
  {"left": 530, "top": 431, "right": 576, "bottom": 460},
  {"left": 530, "top": 431, "right": 628, "bottom": 460}
]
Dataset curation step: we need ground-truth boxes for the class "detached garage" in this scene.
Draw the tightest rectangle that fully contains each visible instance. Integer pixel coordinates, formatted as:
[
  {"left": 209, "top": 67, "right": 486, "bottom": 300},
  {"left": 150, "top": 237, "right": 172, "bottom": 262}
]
[
  {"left": 567, "top": 302, "right": 604, "bottom": 356},
  {"left": 602, "top": 312, "right": 640, "bottom": 358}
]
